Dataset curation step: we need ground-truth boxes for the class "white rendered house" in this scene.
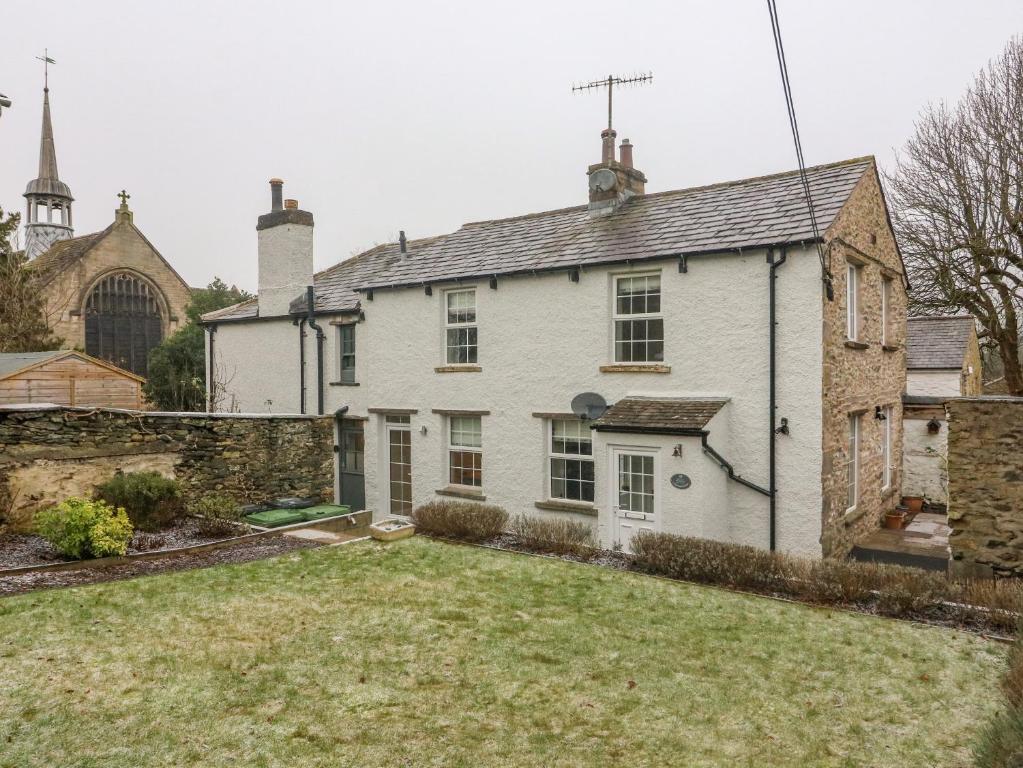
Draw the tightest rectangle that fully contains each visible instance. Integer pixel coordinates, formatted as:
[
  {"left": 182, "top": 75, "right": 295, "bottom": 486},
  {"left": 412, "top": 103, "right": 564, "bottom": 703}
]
[{"left": 204, "top": 136, "right": 907, "bottom": 557}]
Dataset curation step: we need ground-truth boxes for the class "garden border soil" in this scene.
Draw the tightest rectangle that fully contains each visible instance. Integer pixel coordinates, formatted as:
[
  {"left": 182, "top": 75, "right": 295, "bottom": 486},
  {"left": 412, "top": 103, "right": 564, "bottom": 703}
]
[
  {"left": 0, "top": 511, "right": 370, "bottom": 577},
  {"left": 0, "top": 534, "right": 321, "bottom": 597}
]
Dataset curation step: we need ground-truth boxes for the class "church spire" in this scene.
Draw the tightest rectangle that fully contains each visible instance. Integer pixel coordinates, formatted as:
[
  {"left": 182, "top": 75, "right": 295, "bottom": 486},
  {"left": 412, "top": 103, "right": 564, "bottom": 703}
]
[
  {"left": 36, "top": 86, "right": 60, "bottom": 182},
  {"left": 24, "top": 51, "right": 74, "bottom": 260}
]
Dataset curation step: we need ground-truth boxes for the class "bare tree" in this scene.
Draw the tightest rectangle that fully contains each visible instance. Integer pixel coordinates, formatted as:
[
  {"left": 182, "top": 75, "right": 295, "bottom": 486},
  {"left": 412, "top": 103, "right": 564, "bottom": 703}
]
[{"left": 886, "top": 37, "right": 1023, "bottom": 394}]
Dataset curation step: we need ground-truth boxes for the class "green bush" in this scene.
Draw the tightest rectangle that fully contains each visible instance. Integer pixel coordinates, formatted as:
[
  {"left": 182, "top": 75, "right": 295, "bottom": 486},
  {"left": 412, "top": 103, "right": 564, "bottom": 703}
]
[
  {"left": 95, "top": 471, "right": 182, "bottom": 531},
  {"left": 511, "top": 514, "right": 595, "bottom": 557},
  {"left": 411, "top": 501, "right": 507, "bottom": 542},
  {"left": 35, "top": 497, "right": 133, "bottom": 559},
  {"left": 188, "top": 494, "right": 241, "bottom": 538}
]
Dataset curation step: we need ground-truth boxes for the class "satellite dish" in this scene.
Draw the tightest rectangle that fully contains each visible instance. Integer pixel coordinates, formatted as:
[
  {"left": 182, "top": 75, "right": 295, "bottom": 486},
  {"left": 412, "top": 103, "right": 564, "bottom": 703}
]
[
  {"left": 588, "top": 168, "right": 618, "bottom": 194},
  {"left": 571, "top": 392, "right": 608, "bottom": 420}
]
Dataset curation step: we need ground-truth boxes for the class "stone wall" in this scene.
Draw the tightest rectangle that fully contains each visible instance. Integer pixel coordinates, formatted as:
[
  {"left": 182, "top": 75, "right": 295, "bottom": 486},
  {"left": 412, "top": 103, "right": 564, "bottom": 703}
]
[
  {"left": 820, "top": 164, "right": 907, "bottom": 557},
  {"left": 948, "top": 397, "right": 1023, "bottom": 577},
  {"left": 0, "top": 406, "right": 335, "bottom": 531}
]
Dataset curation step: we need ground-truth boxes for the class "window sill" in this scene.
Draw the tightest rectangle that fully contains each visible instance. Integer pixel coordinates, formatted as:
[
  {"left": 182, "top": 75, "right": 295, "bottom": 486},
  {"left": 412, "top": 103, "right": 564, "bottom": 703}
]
[
  {"left": 435, "top": 365, "right": 482, "bottom": 373},
  {"left": 881, "top": 344, "right": 900, "bottom": 352},
  {"left": 599, "top": 364, "right": 671, "bottom": 374},
  {"left": 842, "top": 506, "right": 866, "bottom": 526},
  {"left": 844, "top": 340, "right": 869, "bottom": 350},
  {"left": 534, "top": 500, "right": 597, "bottom": 517},
  {"left": 329, "top": 381, "right": 360, "bottom": 387},
  {"left": 435, "top": 486, "right": 486, "bottom": 501}
]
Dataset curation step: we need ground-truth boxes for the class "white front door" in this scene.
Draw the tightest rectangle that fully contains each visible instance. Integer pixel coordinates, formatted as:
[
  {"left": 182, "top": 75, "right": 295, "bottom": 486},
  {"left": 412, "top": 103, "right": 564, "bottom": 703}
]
[{"left": 610, "top": 447, "right": 658, "bottom": 552}]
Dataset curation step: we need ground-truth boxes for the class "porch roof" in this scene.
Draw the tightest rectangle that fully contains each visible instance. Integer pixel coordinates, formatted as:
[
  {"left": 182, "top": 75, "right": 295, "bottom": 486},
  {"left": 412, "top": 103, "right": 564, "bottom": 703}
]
[{"left": 591, "top": 397, "right": 728, "bottom": 435}]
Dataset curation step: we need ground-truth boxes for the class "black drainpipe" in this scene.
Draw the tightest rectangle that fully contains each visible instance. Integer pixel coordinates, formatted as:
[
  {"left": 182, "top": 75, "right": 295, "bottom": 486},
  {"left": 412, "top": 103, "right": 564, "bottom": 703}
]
[
  {"left": 207, "top": 323, "right": 217, "bottom": 412},
  {"left": 294, "top": 317, "right": 307, "bottom": 414},
  {"left": 767, "top": 246, "right": 788, "bottom": 552},
  {"left": 306, "top": 285, "right": 325, "bottom": 416}
]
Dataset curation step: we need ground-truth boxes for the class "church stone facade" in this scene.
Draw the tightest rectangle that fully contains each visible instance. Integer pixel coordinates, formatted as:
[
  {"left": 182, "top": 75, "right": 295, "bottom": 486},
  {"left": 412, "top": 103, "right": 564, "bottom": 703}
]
[{"left": 21, "top": 82, "right": 190, "bottom": 379}]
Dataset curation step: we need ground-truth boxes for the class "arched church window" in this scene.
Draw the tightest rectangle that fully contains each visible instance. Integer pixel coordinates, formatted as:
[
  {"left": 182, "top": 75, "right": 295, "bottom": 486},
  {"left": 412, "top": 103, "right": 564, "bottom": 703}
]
[{"left": 84, "top": 272, "right": 163, "bottom": 378}]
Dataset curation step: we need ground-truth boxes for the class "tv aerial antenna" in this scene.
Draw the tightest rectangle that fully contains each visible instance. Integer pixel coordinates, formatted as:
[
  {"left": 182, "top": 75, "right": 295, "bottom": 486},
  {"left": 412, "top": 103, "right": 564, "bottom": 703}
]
[{"left": 572, "top": 72, "right": 652, "bottom": 131}]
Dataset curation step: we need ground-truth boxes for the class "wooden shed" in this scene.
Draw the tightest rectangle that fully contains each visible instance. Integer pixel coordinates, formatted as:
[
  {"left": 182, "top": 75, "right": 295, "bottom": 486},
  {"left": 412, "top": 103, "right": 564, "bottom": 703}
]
[{"left": 0, "top": 351, "right": 145, "bottom": 409}]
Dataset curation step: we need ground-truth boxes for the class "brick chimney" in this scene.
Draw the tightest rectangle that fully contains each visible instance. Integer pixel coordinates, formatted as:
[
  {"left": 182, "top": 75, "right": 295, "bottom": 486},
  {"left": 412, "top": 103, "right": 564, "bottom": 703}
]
[
  {"left": 587, "top": 134, "right": 647, "bottom": 217},
  {"left": 257, "top": 178, "right": 314, "bottom": 318}
]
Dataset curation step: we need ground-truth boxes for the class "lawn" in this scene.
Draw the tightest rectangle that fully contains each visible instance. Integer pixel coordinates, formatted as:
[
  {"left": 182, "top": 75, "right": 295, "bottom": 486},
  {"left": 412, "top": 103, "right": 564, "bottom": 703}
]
[{"left": 0, "top": 537, "right": 1005, "bottom": 767}]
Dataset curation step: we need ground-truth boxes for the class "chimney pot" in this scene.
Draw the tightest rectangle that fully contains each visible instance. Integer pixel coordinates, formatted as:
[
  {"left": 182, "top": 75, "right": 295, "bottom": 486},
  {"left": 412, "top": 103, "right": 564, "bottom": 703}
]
[
  {"left": 619, "top": 139, "right": 634, "bottom": 169},
  {"left": 270, "top": 178, "right": 283, "bottom": 211},
  {"left": 399, "top": 230, "right": 407, "bottom": 253},
  {"left": 284, "top": 199, "right": 298, "bottom": 210},
  {"left": 600, "top": 129, "right": 617, "bottom": 165}
]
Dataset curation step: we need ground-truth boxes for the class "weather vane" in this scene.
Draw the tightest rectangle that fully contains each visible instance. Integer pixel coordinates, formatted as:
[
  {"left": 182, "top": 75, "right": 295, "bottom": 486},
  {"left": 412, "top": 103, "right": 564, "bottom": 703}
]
[
  {"left": 572, "top": 72, "right": 653, "bottom": 131},
  {"left": 36, "top": 49, "right": 56, "bottom": 90}
]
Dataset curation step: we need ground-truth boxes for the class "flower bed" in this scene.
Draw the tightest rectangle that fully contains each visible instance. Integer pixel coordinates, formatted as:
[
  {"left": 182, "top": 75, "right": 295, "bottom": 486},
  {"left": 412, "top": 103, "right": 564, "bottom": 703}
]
[{"left": 0, "top": 517, "right": 249, "bottom": 570}]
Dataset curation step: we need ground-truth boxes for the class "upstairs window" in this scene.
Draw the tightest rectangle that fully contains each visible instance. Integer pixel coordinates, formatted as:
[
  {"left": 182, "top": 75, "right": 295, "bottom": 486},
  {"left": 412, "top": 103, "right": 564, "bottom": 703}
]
[
  {"left": 449, "top": 416, "right": 482, "bottom": 487},
  {"left": 613, "top": 274, "right": 663, "bottom": 363},
  {"left": 338, "top": 324, "right": 356, "bottom": 384},
  {"left": 881, "top": 276, "right": 892, "bottom": 347},
  {"left": 549, "top": 419, "right": 595, "bottom": 503},
  {"left": 445, "top": 289, "right": 478, "bottom": 364},
  {"left": 846, "top": 263, "right": 862, "bottom": 341}
]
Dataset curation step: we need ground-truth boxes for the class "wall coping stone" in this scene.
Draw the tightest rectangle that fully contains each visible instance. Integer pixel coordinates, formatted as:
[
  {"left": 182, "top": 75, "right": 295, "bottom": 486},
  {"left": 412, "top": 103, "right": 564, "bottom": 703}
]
[{"left": 0, "top": 403, "right": 330, "bottom": 420}]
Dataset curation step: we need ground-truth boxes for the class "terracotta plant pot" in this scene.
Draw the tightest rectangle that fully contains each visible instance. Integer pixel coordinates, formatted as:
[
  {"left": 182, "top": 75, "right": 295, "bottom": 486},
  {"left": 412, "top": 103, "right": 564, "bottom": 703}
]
[
  {"left": 902, "top": 496, "right": 925, "bottom": 513},
  {"left": 884, "top": 510, "right": 907, "bottom": 530}
]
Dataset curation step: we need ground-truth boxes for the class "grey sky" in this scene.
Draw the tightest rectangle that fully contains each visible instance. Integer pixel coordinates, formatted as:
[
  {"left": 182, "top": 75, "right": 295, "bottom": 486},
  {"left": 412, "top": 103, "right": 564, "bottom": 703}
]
[{"left": 2, "top": 0, "right": 1021, "bottom": 291}]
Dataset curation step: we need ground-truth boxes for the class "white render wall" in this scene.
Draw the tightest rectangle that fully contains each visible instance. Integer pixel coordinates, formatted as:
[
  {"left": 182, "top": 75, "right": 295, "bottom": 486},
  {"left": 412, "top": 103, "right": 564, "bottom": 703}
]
[
  {"left": 258, "top": 223, "right": 314, "bottom": 317},
  {"left": 907, "top": 370, "right": 961, "bottom": 397},
  {"left": 903, "top": 418, "right": 948, "bottom": 503},
  {"left": 209, "top": 320, "right": 303, "bottom": 414},
  {"left": 210, "top": 247, "right": 826, "bottom": 555}
]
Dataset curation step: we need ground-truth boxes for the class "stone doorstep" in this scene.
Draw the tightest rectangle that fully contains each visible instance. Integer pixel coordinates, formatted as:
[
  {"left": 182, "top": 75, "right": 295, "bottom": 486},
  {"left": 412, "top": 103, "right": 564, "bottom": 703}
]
[
  {"left": 282, "top": 528, "right": 359, "bottom": 545},
  {"left": 282, "top": 527, "right": 366, "bottom": 548}
]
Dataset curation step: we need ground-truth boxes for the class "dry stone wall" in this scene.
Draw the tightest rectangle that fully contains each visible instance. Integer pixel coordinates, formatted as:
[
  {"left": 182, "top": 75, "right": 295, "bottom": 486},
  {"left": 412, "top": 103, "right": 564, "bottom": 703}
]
[
  {"left": 947, "top": 398, "right": 1023, "bottom": 577},
  {"left": 0, "top": 406, "right": 334, "bottom": 531}
]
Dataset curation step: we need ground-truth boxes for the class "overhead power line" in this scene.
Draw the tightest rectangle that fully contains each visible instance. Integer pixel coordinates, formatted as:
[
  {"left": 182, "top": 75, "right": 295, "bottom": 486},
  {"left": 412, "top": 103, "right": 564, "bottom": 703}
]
[{"left": 765, "top": 0, "right": 834, "bottom": 299}]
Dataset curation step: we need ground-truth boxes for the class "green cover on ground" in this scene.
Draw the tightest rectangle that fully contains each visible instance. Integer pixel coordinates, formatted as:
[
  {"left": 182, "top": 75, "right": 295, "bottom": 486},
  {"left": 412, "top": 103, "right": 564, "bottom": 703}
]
[
  {"left": 299, "top": 505, "right": 352, "bottom": 522},
  {"left": 243, "top": 509, "right": 306, "bottom": 528}
]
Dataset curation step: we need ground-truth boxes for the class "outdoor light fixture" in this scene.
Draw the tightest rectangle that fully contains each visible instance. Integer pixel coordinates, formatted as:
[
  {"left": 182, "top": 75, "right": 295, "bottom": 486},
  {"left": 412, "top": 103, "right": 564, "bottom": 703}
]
[
  {"left": 672, "top": 444, "right": 683, "bottom": 458},
  {"left": 420, "top": 424, "right": 428, "bottom": 435},
  {"left": 875, "top": 406, "right": 887, "bottom": 421},
  {"left": 927, "top": 418, "right": 941, "bottom": 435},
  {"left": 774, "top": 417, "right": 789, "bottom": 435}
]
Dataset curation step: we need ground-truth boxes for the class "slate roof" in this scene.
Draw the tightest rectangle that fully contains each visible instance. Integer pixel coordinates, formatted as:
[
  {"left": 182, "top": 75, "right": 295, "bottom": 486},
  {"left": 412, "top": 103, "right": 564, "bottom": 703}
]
[
  {"left": 31, "top": 226, "right": 111, "bottom": 281},
  {"left": 906, "top": 315, "right": 976, "bottom": 370},
  {"left": 203, "top": 157, "right": 873, "bottom": 323},
  {"left": 591, "top": 397, "right": 729, "bottom": 433}
]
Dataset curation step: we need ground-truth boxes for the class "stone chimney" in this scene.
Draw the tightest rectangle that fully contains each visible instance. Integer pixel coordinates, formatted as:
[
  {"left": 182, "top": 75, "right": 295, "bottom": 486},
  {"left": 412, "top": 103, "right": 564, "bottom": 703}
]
[
  {"left": 257, "top": 178, "right": 314, "bottom": 318},
  {"left": 587, "top": 134, "right": 647, "bottom": 217}
]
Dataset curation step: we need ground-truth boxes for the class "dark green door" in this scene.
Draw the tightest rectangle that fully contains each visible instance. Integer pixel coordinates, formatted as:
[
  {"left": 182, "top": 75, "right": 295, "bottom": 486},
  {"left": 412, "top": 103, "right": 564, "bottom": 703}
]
[{"left": 338, "top": 420, "right": 366, "bottom": 511}]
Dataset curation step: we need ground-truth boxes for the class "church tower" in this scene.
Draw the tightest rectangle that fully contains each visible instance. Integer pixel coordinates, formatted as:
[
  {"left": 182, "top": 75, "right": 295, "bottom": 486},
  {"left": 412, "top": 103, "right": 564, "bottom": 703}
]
[{"left": 23, "top": 77, "right": 73, "bottom": 260}]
